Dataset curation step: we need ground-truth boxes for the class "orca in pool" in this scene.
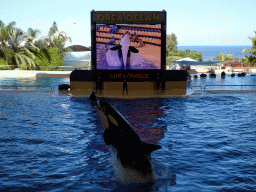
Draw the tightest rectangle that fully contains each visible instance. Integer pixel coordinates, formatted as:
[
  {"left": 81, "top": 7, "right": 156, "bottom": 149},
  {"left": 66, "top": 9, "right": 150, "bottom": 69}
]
[
  {"left": 109, "top": 33, "right": 139, "bottom": 67},
  {"left": 90, "top": 93, "right": 161, "bottom": 184}
]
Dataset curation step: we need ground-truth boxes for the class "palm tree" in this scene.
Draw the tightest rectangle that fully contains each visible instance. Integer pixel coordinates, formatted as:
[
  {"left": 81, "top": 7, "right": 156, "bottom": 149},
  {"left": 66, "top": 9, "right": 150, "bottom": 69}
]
[
  {"left": 34, "top": 37, "right": 49, "bottom": 49},
  {"left": 0, "top": 21, "right": 16, "bottom": 45},
  {"left": 48, "top": 21, "right": 58, "bottom": 37},
  {"left": 242, "top": 32, "right": 256, "bottom": 66},
  {"left": 215, "top": 52, "right": 234, "bottom": 61},
  {"left": 27, "top": 28, "right": 41, "bottom": 39},
  {"left": 34, "top": 28, "right": 72, "bottom": 52},
  {"left": 25, "top": 28, "right": 41, "bottom": 49},
  {"left": 47, "top": 30, "right": 72, "bottom": 53},
  {"left": 242, "top": 36, "right": 256, "bottom": 56},
  {"left": 0, "top": 21, "right": 17, "bottom": 66},
  {"left": 7, "top": 28, "right": 38, "bottom": 69},
  {"left": 0, "top": 21, "right": 5, "bottom": 43}
]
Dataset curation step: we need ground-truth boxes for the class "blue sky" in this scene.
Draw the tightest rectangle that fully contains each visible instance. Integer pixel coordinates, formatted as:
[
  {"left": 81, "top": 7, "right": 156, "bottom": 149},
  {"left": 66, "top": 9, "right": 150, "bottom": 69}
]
[{"left": 1, "top": 0, "right": 256, "bottom": 46}]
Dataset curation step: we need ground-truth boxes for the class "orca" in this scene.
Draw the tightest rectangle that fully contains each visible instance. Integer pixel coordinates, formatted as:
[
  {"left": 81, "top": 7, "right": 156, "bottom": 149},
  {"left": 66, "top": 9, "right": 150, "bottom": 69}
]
[
  {"left": 108, "top": 33, "right": 140, "bottom": 67},
  {"left": 91, "top": 94, "right": 161, "bottom": 184}
]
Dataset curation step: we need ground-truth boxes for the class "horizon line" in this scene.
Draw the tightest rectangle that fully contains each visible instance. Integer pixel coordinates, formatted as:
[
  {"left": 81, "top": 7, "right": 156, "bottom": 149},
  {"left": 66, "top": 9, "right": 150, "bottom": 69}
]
[{"left": 177, "top": 45, "right": 252, "bottom": 47}]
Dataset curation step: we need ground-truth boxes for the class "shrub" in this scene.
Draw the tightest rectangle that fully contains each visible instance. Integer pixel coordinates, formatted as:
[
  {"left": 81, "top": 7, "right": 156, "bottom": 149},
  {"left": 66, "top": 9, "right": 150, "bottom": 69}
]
[
  {"left": 0, "top": 57, "right": 12, "bottom": 70},
  {"left": 32, "top": 47, "right": 64, "bottom": 70}
]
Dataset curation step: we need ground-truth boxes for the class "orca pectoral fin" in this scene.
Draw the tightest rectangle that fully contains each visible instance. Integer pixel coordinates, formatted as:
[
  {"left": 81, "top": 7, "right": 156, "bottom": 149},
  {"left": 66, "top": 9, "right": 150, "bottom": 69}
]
[
  {"left": 143, "top": 142, "right": 162, "bottom": 154},
  {"left": 110, "top": 45, "right": 122, "bottom": 51},
  {"left": 129, "top": 46, "right": 139, "bottom": 53}
]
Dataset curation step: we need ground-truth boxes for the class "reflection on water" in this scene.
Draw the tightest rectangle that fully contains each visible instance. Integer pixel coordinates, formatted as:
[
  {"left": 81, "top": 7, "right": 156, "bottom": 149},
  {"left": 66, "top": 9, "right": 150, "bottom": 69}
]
[
  {"left": 107, "top": 98, "right": 166, "bottom": 144},
  {"left": 71, "top": 98, "right": 167, "bottom": 150}
]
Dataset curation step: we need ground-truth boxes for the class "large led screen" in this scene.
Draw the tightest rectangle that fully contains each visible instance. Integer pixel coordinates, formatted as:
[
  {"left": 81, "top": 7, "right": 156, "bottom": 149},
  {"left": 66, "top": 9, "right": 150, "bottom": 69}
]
[{"left": 96, "top": 24, "right": 161, "bottom": 69}]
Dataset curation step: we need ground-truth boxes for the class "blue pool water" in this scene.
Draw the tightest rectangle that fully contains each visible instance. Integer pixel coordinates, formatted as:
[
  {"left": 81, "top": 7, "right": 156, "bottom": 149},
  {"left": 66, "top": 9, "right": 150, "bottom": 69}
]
[{"left": 0, "top": 76, "right": 256, "bottom": 191}]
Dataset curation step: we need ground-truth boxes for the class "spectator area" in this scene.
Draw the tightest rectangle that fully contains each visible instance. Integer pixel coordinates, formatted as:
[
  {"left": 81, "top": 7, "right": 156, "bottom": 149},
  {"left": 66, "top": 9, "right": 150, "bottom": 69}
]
[{"left": 96, "top": 24, "right": 161, "bottom": 47}]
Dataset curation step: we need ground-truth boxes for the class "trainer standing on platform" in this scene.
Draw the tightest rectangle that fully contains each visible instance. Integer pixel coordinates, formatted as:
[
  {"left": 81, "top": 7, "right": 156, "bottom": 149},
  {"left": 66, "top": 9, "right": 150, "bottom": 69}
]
[{"left": 123, "top": 79, "right": 128, "bottom": 94}]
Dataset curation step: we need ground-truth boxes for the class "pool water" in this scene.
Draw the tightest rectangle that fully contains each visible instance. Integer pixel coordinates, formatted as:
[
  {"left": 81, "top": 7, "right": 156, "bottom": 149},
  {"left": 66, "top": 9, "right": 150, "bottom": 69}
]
[{"left": 0, "top": 76, "right": 256, "bottom": 191}]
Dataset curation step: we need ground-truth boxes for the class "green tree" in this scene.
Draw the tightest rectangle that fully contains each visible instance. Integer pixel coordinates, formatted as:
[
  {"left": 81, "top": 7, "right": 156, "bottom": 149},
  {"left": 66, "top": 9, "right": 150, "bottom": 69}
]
[
  {"left": 0, "top": 21, "right": 16, "bottom": 64},
  {"left": 0, "top": 21, "right": 39, "bottom": 69},
  {"left": 6, "top": 28, "right": 38, "bottom": 69},
  {"left": 36, "top": 21, "right": 71, "bottom": 52},
  {"left": 32, "top": 46, "right": 64, "bottom": 70},
  {"left": 242, "top": 31, "right": 256, "bottom": 56},
  {"left": 242, "top": 32, "right": 256, "bottom": 66},
  {"left": 48, "top": 31, "right": 72, "bottom": 54},
  {"left": 25, "top": 28, "right": 41, "bottom": 49},
  {"left": 166, "top": 33, "right": 178, "bottom": 55},
  {"left": 215, "top": 52, "right": 234, "bottom": 61},
  {"left": 167, "top": 49, "right": 203, "bottom": 61},
  {"left": 27, "top": 28, "right": 41, "bottom": 39},
  {"left": 34, "top": 37, "right": 48, "bottom": 49},
  {"left": 33, "top": 27, "right": 71, "bottom": 70},
  {"left": 48, "top": 21, "right": 58, "bottom": 36},
  {"left": 166, "top": 55, "right": 183, "bottom": 61},
  {"left": 0, "top": 21, "right": 16, "bottom": 46},
  {"left": 242, "top": 55, "right": 256, "bottom": 66}
]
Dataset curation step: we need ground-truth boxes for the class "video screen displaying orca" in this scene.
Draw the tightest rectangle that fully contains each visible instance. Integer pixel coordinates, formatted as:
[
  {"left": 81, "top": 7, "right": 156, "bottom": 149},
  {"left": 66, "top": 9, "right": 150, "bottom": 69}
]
[{"left": 96, "top": 24, "right": 161, "bottom": 70}]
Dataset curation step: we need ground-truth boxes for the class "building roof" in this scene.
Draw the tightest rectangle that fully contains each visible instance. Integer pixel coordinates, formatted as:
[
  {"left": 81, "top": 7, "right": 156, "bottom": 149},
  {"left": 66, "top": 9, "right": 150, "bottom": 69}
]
[{"left": 66, "top": 45, "right": 91, "bottom": 52}]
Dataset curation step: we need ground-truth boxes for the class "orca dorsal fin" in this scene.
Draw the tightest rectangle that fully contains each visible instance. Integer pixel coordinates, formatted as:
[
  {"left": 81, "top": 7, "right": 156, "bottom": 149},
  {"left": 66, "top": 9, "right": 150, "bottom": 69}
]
[
  {"left": 129, "top": 46, "right": 139, "bottom": 53},
  {"left": 89, "top": 91, "right": 97, "bottom": 102},
  {"left": 143, "top": 142, "right": 161, "bottom": 154},
  {"left": 110, "top": 45, "right": 122, "bottom": 50}
]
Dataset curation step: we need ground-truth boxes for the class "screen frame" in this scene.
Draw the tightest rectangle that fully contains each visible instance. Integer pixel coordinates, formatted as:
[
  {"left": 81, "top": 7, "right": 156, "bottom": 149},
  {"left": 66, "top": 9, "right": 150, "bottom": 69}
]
[{"left": 91, "top": 10, "right": 166, "bottom": 71}]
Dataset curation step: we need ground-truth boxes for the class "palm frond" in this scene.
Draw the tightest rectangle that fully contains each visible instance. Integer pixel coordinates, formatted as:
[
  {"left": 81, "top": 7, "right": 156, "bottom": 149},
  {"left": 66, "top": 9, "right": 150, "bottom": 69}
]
[
  {"left": 28, "top": 28, "right": 41, "bottom": 39},
  {"left": 242, "top": 48, "right": 252, "bottom": 54},
  {"left": 20, "top": 47, "right": 36, "bottom": 59},
  {"left": 14, "top": 54, "right": 20, "bottom": 67},
  {"left": 22, "top": 54, "right": 36, "bottom": 67},
  {"left": 15, "top": 52, "right": 36, "bottom": 68},
  {"left": 220, "top": 52, "right": 224, "bottom": 61}
]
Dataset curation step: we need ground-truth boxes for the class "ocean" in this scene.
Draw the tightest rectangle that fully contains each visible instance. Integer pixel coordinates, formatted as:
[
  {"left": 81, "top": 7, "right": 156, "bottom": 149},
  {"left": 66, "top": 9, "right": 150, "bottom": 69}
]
[{"left": 177, "top": 46, "right": 252, "bottom": 61}]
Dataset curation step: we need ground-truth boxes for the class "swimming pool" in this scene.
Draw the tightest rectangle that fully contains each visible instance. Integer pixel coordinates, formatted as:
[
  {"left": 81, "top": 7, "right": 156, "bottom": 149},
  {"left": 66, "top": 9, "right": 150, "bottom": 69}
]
[{"left": 0, "top": 76, "right": 255, "bottom": 191}]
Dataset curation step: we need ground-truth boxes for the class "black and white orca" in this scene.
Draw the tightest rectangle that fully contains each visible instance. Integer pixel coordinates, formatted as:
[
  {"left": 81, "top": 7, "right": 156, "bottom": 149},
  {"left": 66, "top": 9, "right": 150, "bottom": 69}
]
[
  {"left": 90, "top": 93, "right": 161, "bottom": 184},
  {"left": 106, "top": 34, "right": 141, "bottom": 68}
]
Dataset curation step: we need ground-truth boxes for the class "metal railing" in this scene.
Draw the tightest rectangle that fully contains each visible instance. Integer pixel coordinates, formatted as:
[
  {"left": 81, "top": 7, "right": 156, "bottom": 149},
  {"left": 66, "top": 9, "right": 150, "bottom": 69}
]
[
  {"left": 203, "top": 85, "right": 256, "bottom": 90},
  {"left": 0, "top": 85, "right": 53, "bottom": 90},
  {"left": 191, "top": 86, "right": 203, "bottom": 90},
  {"left": 0, "top": 65, "right": 74, "bottom": 71},
  {"left": 191, "top": 84, "right": 256, "bottom": 91}
]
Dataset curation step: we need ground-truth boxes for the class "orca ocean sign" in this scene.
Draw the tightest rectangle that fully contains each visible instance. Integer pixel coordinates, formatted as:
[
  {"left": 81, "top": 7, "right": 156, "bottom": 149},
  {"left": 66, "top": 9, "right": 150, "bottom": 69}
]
[{"left": 92, "top": 11, "right": 165, "bottom": 24}]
